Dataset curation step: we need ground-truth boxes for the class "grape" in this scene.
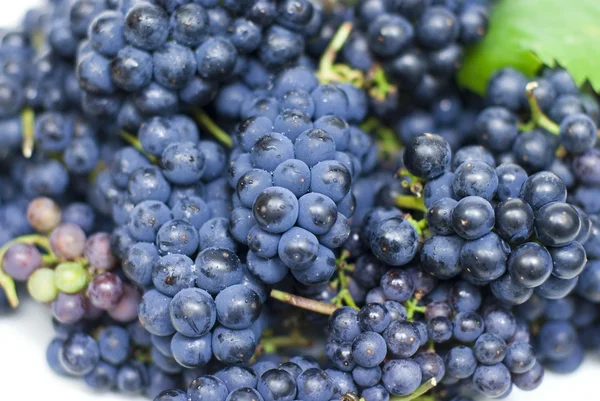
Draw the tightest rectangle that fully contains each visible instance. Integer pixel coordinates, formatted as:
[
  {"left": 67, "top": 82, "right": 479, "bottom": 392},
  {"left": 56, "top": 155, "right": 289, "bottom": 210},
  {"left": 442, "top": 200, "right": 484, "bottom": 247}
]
[
  {"left": 84, "top": 232, "right": 117, "bottom": 270},
  {"left": 116, "top": 361, "right": 148, "bottom": 394},
  {"left": 2, "top": 243, "right": 42, "bottom": 281},
  {"left": 55, "top": 262, "right": 89, "bottom": 294},
  {"left": 381, "top": 359, "right": 421, "bottom": 396},
  {"left": 512, "top": 361, "right": 544, "bottom": 391},
  {"left": 27, "top": 268, "right": 59, "bottom": 303},
  {"left": 52, "top": 292, "right": 87, "bottom": 324},
  {"left": 474, "top": 333, "right": 507, "bottom": 365},
  {"left": 508, "top": 242, "right": 553, "bottom": 288},
  {"left": 252, "top": 187, "right": 299, "bottom": 234},
  {"left": 451, "top": 196, "right": 495, "bottom": 240},
  {"left": 50, "top": 223, "right": 87, "bottom": 260},
  {"left": 445, "top": 346, "right": 477, "bottom": 379},
  {"left": 383, "top": 320, "right": 421, "bottom": 358},
  {"left": 534, "top": 202, "right": 581, "bottom": 247},
  {"left": 295, "top": 368, "right": 333, "bottom": 401},
  {"left": 460, "top": 233, "right": 508, "bottom": 282},
  {"left": 200, "top": 217, "right": 237, "bottom": 251},
  {"left": 403, "top": 133, "right": 451, "bottom": 179},
  {"left": 426, "top": 197, "right": 457, "bottom": 235},
  {"left": 504, "top": 341, "right": 536, "bottom": 373},
  {"left": 484, "top": 307, "right": 517, "bottom": 340},
  {"left": 211, "top": 326, "right": 256, "bottom": 364},
  {"left": 256, "top": 369, "right": 296, "bottom": 401},
  {"left": 472, "top": 363, "right": 511, "bottom": 397},
  {"left": 98, "top": 326, "right": 131, "bottom": 365},
  {"left": 370, "top": 218, "right": 418, "bottom": 266},
  {"left": 60, "top": 333, "right": 100, "bottom": 376},
  {"left": 215, "top": 285, "right": 261, "bottom": 330},
  {"left": 26, "top": 197, "right": 62, "bottom": 233},
  {"left": 494, "top": 198, "right": 534, "bottom": 244},
  {"left": 88, "top": 272, "right": 124, "bottom": 310}
]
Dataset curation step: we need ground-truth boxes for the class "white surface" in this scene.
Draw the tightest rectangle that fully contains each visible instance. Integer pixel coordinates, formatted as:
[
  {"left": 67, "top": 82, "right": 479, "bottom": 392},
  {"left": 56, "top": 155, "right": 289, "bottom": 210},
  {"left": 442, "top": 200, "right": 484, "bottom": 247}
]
[{"left": 1, "top": 2, "right": 600, "bottom": 401}]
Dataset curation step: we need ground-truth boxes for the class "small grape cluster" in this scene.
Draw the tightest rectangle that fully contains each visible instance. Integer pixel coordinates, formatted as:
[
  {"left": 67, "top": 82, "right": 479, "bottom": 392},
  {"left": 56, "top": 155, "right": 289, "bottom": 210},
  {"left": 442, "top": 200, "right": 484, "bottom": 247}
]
[
  {"left": 1, "top": 197, "right": 139, "bottom": 323},
  {"left": 74, "top": 0, "right": 324, "bottom": 131},
  {"left": 226, "top": 65, "right": 378, "bottom": 288},
  {"left": 46, "top": 318, "right": 182, "bottom": 397}
]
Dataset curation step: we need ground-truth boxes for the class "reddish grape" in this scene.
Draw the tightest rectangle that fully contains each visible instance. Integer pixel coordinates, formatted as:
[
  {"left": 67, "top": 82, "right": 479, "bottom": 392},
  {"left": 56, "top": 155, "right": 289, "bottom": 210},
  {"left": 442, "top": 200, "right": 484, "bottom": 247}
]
[
  {"left": 88, "top": 272, "right": 124, "bottom": 310},
  {"left": 50, "top": 223, "right": 87, "bottom": 260},
  {"left": 26, "top": 197, "right": 62, "bottom": 233}
]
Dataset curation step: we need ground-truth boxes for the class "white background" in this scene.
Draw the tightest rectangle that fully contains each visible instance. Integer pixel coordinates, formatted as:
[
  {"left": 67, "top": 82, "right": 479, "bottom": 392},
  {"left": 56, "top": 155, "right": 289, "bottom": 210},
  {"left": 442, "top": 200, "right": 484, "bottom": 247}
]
[{"left": 1, "top": 2, "right": 599, "bottom": 400}]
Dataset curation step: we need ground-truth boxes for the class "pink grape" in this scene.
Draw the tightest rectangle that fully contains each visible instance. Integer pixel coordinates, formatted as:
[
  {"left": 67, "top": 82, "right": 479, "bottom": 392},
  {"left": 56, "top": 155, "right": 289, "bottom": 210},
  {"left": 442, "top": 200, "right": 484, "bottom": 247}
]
[
  {"left": 26, "top": 197, "right": 61, "bottom": 233},
  {"left": 87, "top": 272, "right": 124, "bottom": 310},
  {"left": 49, "top": 223, "right": 86, "bottom": 260}
]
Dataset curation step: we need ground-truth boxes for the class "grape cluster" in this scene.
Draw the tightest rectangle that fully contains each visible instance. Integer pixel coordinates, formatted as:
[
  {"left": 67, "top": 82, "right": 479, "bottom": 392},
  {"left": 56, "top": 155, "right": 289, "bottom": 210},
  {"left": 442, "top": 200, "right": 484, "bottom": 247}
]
[
  {"left": 2, "top": 2, "right": 600, "bottom": 401},
  {"left": 1, "top": 197, "right": 138, "bottom": 324},
  {"left": 73, "top": 0, "right": 324, "bottom": 131},
  {"left": 225, "top": 65, "right": 378, "bottom": 288},
  {"left": 46, "top": 318, "right": 182, "bottom": 397}
]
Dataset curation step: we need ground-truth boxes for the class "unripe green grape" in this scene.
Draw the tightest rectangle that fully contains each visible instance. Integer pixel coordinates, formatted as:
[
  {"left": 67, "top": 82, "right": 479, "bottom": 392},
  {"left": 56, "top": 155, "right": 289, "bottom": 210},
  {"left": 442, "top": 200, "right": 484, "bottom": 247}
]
[
  {"left": 54, "top": 262, "right": 89, "bottom": 294},
  {"left": 27, "top": 268, "right": 59, "bottom": 302}
]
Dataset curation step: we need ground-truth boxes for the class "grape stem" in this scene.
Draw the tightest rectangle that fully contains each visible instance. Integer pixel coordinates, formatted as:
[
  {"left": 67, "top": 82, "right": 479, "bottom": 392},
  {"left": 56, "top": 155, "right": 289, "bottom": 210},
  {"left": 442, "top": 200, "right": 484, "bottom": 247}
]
[
  {"left": 405, "top": 299, "right": 427, "bottom": 321},
  {"left": 405, "top": 216, "right": 429, "bottom": 237},
  {"left": 360, "top": 117, "right": 402, "bottom": 158},
  {"left": 368, "top": 65, "right": 397, "bottom": 102},
  {"left": 258, "top": 329, "right": 314, "bottom": 354},
  {"left": 0, "top": 234, "right": 55, "bottom": 308},
  {"left": 336, "top": 249, "right": 354, "bottom": 273},
  {"left": 120, "top": 131, "right": 159, "bottom": 163},
  {"left": 317, "top": 22, "right": 365, "bottom": 87},
  {"left": 270, "top": 289, "right": 339, "bottom": 315},
  {"left": 21, "top": 108, "right": 35, "bottom": 158},
  {"left": 191, "top": 108, "right": 233, "bottom": 148},
  {"left": 524, "top": 81, "right": 560, "bottom": 135},
  {"left": 396, "top": 195, "right": 427, "bottom": 213}
]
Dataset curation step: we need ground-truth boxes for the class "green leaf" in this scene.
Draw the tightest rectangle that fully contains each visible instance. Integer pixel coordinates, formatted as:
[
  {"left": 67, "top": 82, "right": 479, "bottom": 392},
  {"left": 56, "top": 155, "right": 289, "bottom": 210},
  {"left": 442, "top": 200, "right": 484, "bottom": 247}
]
[{"left": 458, "top": 0, "right": 600, "bottom": 95}]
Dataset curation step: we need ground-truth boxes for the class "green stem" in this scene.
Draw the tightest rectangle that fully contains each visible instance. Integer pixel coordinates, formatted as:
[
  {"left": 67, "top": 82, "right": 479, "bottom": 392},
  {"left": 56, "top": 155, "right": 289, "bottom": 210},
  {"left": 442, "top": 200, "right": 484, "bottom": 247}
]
[
  {"left": 270, "top": 289, "right": 338, "bottom": 315},
  {"left": 317, "top": 22, "right": 364, "bottom": 86},
  {"left": 192, "top": 108, "right": 233, "bottom": 148},
  {"left": 120, "top": 131, "right": 158, "bottom": 163},
  {"left": 259, "top": 330, "right": 313, "bottom": 354},
  {"left": 21, "top": 108, "right": 35, "bottom": 158},
  {"left": 405, "top": 299, "right": 427, "bottom": 321},
  {"left": 524, "top": 82, "right": 560, "bottom": 135},
  {"left": 405, "top": 217, "right": 428, "bottom": 237},
  {"left": 389, "top": 379, "right": 437, "bottom": 401},
  {"left": 368, "top": 65, "right": 396, "bottom": 102},
  {"left": 396, "top": 195, "right": 427, "bottom": 213},
  {"left": 0, "top": 234, "right": 55, "bottom": 308},
  {"left": 336, "top": 249, "right": 354, "bottom": 273}
]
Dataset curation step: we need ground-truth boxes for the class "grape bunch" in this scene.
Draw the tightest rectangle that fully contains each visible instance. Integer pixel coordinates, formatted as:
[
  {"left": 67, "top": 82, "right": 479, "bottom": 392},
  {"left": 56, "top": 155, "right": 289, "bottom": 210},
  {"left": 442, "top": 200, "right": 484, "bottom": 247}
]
[
  {"left": 46, "top": 316, "right": 183, "bottom": 397},
  {"left": 3, "top": 2, "right": 600, "bottom": 401},
  {"left": 0, "top": 197, "right": 139, "bottom": 323},
  {"left": 225, "top": 65, "right": 378, "bottom": 288},
  {"left": 73, "top": 0, "right": 325, "bottom": 131}
]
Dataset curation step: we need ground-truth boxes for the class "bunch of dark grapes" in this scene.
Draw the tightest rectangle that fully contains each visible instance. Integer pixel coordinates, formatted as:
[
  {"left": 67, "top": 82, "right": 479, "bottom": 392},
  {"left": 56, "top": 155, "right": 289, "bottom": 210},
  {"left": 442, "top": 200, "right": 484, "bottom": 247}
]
[
  {"left": 46, "top": 313, "right": 183, "bottom": 397},
  {"left": 74, "top": 0, "right": 325, "bottom": 132},
  {"left": 3, "top": 2, "right": 600, "bottom": 401},
  {"left": 226, "top": 65, "right": 378, "bottom": 289}
]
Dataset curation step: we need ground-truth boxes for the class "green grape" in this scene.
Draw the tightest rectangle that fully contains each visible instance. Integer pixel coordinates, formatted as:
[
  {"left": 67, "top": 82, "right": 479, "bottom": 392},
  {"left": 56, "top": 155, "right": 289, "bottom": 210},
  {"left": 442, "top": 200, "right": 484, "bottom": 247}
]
[
  {"left": 27, "top": 268, "right": 59, "bottom": 302},
  {"left": 54, "top": 262, "right": 89, "bottom": 294}
]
